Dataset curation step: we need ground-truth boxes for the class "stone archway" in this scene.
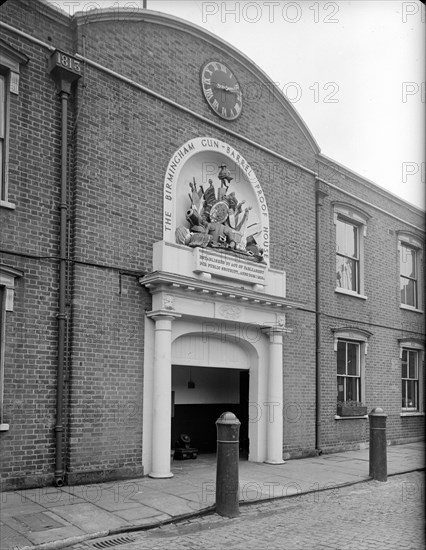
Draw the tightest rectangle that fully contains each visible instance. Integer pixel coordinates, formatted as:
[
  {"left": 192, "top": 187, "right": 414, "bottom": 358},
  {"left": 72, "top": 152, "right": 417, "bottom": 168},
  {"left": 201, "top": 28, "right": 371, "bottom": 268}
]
[
  {"left": 141, "top": 299, "right": 289, "bottom": 478},
  {"left": 141, "top": 136, "right": 299, "bottom": 478}
]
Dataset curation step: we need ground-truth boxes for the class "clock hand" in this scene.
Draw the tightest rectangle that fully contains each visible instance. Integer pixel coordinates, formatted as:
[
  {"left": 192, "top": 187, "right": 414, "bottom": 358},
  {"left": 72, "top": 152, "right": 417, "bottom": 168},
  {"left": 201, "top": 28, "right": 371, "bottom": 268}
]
[{"left": 215, "top": 83, "right": 241, "bottom": 94}]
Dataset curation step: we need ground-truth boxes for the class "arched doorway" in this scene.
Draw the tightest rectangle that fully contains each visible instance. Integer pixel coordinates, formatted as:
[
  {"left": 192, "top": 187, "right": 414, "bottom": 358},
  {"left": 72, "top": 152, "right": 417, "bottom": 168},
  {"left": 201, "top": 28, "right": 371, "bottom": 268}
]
[
  {"left": 141, "top": 135, "right": 298, "bottom": 477},
  {"left": 171, "top": 332, "right": 253, "bottom": 456}
]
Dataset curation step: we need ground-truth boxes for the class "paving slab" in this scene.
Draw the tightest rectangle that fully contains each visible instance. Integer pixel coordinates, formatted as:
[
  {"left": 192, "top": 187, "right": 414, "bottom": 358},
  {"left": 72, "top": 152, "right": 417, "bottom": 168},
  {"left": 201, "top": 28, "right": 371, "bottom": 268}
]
[
  {"left": 0, "top": 523, "right": 33, "bottom": 550},
  {"left": 113, "top": 504, "right": 169, "bottom": 522},
  {"left": 50, "top": 502, "right": 131, "bottom": 533},
  {"left": 22, "top": 488, "right": 86, "bottom": 509},
  {"left": 128, "top": 490, "right": 201, "bottom": 517},
  {"left": 1, "top": 499, "right": 47, "bottom": 518},
  {"left": 22, "top": 524, "right": 85, "bottom": 547},
  {"left": 1, "top": 492, "right": 39, "bottom": 509}
]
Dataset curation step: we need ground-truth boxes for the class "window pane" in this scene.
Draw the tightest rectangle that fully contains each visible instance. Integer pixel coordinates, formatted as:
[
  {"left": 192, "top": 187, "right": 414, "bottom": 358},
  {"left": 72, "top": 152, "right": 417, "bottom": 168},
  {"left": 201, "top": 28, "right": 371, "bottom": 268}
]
[
  {"left": 408, "top": 351, "right": 417, "bottom": 379},
  {"left": 401, "top": 349, "right": 408, "bottom": 378},
  {"left": 351, "top": 225, "right": 358, "bottom": 258},
  {"left": 336, "top": 256, "right": 357, "bottom": 291},
  {"left": 400, "top": 246, "right": 416, "bottom": 278},
  {"left": 336, "top": 219, "right": 358, "bottom": 258},
  {"left": 400, "top": 277, "right": 416, "bottom": 307},
  {"left": 337, "top": 376, "right": 345, "bottom": 402},
  {"left": 345, "top": 377, "right": 359, "bottom": 402},
  {"left": 406, "top": 380, "right": 417, "bottom": 408},
  {"left": 0, "top": 144, "right": 3, "bottom": 200},
  {"left": 402, "top": 381, "right": 408, "bottom": 407},
  {"left": 337, "top": 342, "right": 346, "bottom": 374},
  {"left": 0, "top": 75, "right": 4, "bottom": 139},
  {"left": 347, "top": 343, "right": 358, "bottom": 375},
  {"left": 0, "top": 75, "right": 4, "bottom": 198},
  {"left": 336, "top": 219, "right": 346, "bottom": 254}
]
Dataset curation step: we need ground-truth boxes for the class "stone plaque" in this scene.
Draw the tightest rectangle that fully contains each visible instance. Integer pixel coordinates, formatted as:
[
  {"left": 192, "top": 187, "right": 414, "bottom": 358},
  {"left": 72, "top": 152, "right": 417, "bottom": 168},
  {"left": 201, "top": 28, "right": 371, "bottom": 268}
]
[{"left": 194, "top": 248, "right": 266, "bottom": 284}]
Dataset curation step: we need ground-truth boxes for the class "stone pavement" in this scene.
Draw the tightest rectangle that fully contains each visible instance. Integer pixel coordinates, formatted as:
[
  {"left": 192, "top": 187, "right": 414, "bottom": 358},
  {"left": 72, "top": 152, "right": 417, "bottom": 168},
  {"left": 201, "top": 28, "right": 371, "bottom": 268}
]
[
  {"left": 73, "top": 470, "right": 426, "bottom": 550},
  {"left": 1, "top": 442, "right": 424, "bottom": 550}
]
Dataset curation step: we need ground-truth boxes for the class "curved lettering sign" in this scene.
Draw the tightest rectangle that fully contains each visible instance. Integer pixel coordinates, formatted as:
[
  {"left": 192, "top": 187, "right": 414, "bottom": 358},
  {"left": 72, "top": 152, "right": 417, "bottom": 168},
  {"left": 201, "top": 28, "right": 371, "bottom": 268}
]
[{"left": 163, "top": 137, "right": 270, "bottom": 263}]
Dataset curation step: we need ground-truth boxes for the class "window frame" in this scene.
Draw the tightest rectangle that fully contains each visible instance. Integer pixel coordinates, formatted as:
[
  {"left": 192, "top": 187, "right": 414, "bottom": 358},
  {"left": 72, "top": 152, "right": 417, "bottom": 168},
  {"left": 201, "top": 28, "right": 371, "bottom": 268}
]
[
  {"left": 398, "top": 339, "right": 424, "bottom": 416},
  {"left": 337, "top": 339, "right": 361, "bottom": 403},
  {"left": 333, "top": 202, "right": 370, "bottom": 299},
  {"left": 0, "top": 40, "right": 29, "bottom": 209},
  {"left": 335, "top": 217, "right": 360, "bottom": 294},
  {"left": 332, "top": 327, "right": 372, "bottom": 418},
  {"left": 0, "top": 264, "right": 23, "bottom": 431},
  {"left": 398, "top": 232, "right": 424, "bottom": 312},
  {"left": 401, "top": 348, "right": 419, "bottom": 410}
]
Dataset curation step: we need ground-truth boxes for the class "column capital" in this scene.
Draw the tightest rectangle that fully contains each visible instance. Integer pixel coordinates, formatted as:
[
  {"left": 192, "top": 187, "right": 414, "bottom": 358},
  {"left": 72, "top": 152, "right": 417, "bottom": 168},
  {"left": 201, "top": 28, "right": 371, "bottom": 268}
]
[
  {"left": 261, "top": 325, "right": 291, "bottom": 341},
  {"left": 147, "top": 310, "right": 181, "bottom": 322}
]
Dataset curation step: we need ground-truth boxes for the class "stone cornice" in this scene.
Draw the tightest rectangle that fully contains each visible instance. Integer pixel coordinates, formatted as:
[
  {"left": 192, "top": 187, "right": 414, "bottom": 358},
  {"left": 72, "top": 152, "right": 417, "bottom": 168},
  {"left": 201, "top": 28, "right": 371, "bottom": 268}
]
[{"left": 140, "top": 271, "right": 302, "bottom": 310}]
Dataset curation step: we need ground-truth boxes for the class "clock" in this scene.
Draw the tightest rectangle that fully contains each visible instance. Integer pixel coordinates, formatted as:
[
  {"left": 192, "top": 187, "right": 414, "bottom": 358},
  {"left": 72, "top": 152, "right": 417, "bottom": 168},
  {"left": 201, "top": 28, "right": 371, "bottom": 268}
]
[{"left": 201, "top": 61, "right": 243, "bottom": 121}]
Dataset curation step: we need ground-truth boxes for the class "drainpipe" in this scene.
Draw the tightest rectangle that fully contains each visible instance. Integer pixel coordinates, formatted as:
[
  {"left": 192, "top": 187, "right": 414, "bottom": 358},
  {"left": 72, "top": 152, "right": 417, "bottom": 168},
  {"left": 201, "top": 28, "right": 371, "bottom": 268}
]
[
  {"left": 48, "top": 51, "right": 81, "bottom": 486},
  {"left": 315, "top": 180, "right": 328, "bottom": 453},
  {"left": 54, "top": 89, "right": 69, "bottom": 487}
]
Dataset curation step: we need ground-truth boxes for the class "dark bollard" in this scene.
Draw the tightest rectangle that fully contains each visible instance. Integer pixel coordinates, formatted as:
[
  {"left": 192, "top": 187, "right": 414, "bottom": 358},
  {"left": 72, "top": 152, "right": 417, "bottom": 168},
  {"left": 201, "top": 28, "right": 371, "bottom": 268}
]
[
  {"left": 369, "top": 407, "right": 387, "bottom": 482},
  {"left": 216, "top": 411, "right": 240, "bottom": 518}
]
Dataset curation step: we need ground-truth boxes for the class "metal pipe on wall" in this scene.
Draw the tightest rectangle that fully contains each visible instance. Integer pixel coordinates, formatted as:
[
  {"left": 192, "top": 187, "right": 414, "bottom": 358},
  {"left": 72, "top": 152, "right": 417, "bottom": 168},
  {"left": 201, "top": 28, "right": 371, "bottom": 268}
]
[
  {"left": 54, "top": 89, "right": 70, "bottom": 487},
  {"left": 315, "top": 181, "right": 328, "bottom": 453},
  {"left": 48, "top": 50, "right": 81, "bottom": 487}
]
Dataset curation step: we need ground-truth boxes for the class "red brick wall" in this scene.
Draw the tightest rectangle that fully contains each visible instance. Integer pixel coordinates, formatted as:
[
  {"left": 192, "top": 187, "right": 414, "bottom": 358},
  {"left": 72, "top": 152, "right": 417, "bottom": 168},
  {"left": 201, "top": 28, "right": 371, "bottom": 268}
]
[
  {"left": 0, "top": 0, "right": 74, "bottom": 489},
  {"left": 316, "top": 178, "right": 424, "bottom": 452}
]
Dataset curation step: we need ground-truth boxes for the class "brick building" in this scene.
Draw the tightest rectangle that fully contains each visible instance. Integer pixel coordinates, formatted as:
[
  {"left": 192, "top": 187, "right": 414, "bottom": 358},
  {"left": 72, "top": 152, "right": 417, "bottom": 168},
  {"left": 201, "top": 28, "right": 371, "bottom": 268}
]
[{"left": 0, "top": 0, "right": 424, "bottom": 489}]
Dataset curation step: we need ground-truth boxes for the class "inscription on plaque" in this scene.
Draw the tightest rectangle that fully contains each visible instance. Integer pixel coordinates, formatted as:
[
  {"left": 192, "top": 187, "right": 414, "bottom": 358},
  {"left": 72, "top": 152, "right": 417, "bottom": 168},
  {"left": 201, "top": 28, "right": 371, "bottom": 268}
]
[{"left": 194, "top": 248, "right": 266, "bottom": 284}]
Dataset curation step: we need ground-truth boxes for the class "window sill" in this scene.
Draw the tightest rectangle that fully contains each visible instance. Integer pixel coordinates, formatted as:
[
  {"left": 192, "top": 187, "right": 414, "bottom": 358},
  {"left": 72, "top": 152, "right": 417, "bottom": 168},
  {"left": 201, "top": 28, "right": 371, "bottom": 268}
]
[
  {"left": 0, "top": 200, "right": 16, "bottom": 210},
  {"left": 400, "top": 412, "right": 424, "bottom": 417},
  {"left": 335, "top": 415, "right": 368, "bottom": 420},
  {"left": 400, "top": 304, "right": 424, "bottom": 314},
  {"left": 335, "top": 288, "right": 367, "bottom": 300},
  {"left": 0, "top": 423, "right": 10, "bottom": 431}
]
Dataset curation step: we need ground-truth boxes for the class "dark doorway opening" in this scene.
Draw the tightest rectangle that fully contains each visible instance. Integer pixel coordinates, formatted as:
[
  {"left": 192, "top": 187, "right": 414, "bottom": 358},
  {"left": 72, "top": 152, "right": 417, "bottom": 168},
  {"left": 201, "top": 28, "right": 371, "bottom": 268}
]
[{"left": 171, "top": 366, "right": 249, "bottom": 455}]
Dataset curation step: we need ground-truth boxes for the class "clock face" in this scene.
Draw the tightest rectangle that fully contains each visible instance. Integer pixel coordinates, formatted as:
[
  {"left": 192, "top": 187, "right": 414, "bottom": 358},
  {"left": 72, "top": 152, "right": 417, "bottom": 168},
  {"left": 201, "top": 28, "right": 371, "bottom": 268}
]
[{"left": 201, "top": 61, "right": 243, "bottom": 121}]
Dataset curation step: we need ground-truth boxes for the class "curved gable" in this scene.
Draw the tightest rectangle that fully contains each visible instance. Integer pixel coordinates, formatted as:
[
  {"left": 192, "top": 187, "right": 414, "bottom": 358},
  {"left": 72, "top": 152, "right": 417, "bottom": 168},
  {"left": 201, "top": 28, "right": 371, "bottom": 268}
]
[{"left": 74, "top": 8, "right": 320, "bottom": 161}]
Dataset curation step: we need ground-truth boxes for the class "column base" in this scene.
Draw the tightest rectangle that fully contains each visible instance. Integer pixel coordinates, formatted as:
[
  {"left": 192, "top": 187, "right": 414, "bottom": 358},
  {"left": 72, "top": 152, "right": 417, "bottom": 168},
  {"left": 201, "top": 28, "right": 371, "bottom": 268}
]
[
  {"left": 148, "top": 471, "right": 174, "bottom": 479},
  {"left": 264, "top": 459, "right": 286, "bottom": 465}
]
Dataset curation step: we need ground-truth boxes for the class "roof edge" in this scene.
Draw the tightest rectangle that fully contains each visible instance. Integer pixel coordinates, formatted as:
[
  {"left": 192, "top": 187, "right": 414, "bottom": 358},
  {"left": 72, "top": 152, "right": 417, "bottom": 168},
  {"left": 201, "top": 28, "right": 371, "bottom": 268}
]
[
  {"left": 73, "top": 7, "right": 320, "bottom": 155},
  {"left": 317, "top": 152, "right": 425, "bottom": 216}
]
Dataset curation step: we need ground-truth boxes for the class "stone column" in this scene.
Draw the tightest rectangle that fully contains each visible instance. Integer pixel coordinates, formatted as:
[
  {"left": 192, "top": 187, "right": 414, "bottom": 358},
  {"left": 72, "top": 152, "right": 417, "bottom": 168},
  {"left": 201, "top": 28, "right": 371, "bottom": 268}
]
[
  {"left": 149, "top": 313, "right": 179, "bottom": 478},
  {"left": 265, "top": 327, "right": 285, "bottom": 464}
]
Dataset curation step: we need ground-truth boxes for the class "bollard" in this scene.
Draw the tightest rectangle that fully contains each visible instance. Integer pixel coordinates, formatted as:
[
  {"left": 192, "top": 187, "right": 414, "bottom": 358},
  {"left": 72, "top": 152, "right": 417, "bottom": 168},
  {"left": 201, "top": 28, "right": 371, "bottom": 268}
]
[
  {"left": 216, "top": 411, "right": 240, "bottom": 517},
  {"left": 369, "top": 407, "right": 387, "bottom": 482}
]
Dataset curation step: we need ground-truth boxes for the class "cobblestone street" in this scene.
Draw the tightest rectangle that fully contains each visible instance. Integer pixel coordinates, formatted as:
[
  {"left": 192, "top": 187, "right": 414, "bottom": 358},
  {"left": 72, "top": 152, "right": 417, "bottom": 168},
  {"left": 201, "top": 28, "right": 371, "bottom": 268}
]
[{"left": 73, "top": 471, "right": 425, "bottom": 550}]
